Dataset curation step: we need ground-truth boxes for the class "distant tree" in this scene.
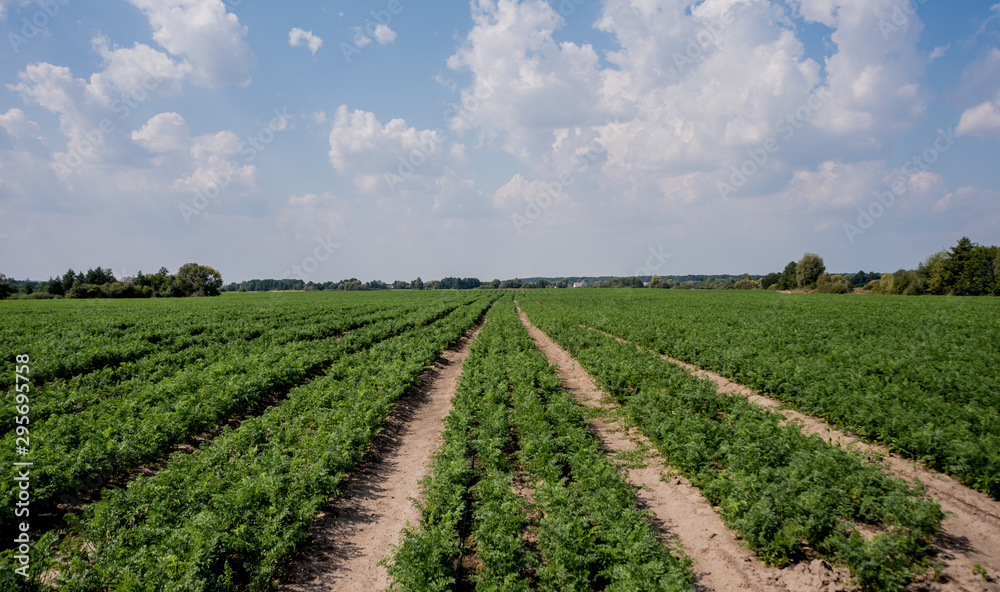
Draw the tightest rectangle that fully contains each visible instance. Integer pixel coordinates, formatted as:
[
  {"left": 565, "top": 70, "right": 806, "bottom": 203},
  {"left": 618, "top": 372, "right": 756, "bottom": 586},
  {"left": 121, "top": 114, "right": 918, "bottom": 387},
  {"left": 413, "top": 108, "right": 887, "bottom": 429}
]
[
  {"left": 489, "top": 279, "right": 501, "bottom": 289},
  {"left": 172, "top": 263, "right": 223, "bottom": 297},
  {"left": 0, "top": 274, "right": 11, "bottom": 300},
  {"left": 759, "top": 272, "right": 781, "bottom": 290},
  {"left": 61, "top": 268, "right": 78, "bottom": 291},
  {"left": 84, "top": 267, "right": 116, "bottom": 285},
  {"left": 647, "top": 275, "right": 670, "bottom": 289},
  {"left": 601, "top": 276, "right": 644, "bottom": 288},
  {"left": 412, "top": 277, "right": 424, "bottom": 290},
  {"left": 816, "top": 273, "right": 851, "bottom": 294},
  {"left": 733, "top": 273, "right": 760, "bottom": 290},
  {"left": 392, "top": 280, "right": 408, "bottom": 290},
  {"left": 796, "top": 253, "right": 826, "bottom": 289},
  {"left": 916, "top": 251, "right": 948, "bottom": 295},
  {"left": 535, "top": 278, "right": 550, "bottom": 288},
  {"left": 776, "top": 261, "right": 798, "bottom": 290},
  {"left": 945, "top": 237, "right": 997, "bottom": 296},
  {"left": 45, "top": 276, "right": 65, "bottom": 296},
  {"left": 368, "top": 280, "right": 388, "bottom": 290},
  {"left": 425, "top": 280, "right": 441, "bottom": 290}
]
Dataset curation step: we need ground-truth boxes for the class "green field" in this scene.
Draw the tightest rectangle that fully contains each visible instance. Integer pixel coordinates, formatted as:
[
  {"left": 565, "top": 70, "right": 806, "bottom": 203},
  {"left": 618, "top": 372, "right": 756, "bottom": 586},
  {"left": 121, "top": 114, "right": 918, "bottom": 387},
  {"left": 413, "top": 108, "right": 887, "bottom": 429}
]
[{"left": 2, "top": 289, "right": 996, "bottom": 591}]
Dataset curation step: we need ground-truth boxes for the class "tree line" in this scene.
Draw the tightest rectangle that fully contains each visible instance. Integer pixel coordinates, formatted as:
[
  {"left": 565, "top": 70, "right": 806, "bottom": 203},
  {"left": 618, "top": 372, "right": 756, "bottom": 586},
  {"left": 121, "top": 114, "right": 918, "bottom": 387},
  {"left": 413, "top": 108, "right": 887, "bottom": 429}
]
[
  {"left": 598, "top": 237, "right": 997, "bottom": 296},
  {"left": 0, "top": 263, "right": 223, "bottom": 300}
]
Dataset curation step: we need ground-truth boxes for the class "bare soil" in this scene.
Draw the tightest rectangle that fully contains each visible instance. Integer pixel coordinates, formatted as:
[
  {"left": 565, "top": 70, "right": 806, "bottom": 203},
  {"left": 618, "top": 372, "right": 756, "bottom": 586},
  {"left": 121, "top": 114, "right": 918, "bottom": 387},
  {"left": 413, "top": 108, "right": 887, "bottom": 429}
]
[
  {"left": 591, "top": 326, "right": 1000, "bottom": 592},
  {"left": 277, "top": 321, "right": 485, "bottom": 592},
  {"left": 516, "top": 305, "right": 851, "bottom": 591}
]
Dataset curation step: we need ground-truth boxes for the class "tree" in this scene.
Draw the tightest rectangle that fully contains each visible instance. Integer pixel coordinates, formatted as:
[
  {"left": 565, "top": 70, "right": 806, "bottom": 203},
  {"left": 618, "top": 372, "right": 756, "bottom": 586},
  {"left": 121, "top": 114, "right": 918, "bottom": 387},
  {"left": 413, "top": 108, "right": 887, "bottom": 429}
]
[
  {"left": 796, "top": 253, "right": 826, "bottom": 289},
  {"left": 0, "top": 274, "right": 11, "bottom": 300},
  {"left": 173, "top": 263, "right": 223, "bottom": 297},
  {"left": 62, "top": 268, "right": 78, "bottom": 290},
  {"left": 412, "top": 277, "right": 424, "bottom": 290},
  {"left": 759, "top": 272, "right": 781, "bottom": 290},
  {"left": 648, "top": 275, "right": 670, "bottom": 289},
  {"left": 84, "top": 267, "right": 116, "bottom": 285},
  {"left": 46, "top": 276, "right": 65, "bottom": 296},
  {"left": 733, "top": 273, "right": 759, "bottom": 290},
  {"left": 776, "top": 261, "right": 798, "bottom": 290},
  {"left": 392, "top": 280, "right": 408, "bottom": 290}
]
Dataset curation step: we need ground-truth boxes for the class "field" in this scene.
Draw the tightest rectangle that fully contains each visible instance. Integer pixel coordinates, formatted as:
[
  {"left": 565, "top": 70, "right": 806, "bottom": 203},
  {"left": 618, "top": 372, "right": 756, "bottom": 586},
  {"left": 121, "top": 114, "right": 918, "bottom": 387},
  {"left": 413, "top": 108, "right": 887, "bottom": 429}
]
[{"left": 2, "top": 290, "right": 999, "bottom": 591}]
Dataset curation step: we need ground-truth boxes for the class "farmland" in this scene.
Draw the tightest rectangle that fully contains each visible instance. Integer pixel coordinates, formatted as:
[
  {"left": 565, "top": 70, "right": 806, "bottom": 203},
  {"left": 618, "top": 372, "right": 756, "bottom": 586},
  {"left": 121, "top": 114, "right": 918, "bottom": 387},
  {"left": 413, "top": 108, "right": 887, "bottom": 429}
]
[{"left": 2, "top": 289, "right": 999, "bottom": 591}]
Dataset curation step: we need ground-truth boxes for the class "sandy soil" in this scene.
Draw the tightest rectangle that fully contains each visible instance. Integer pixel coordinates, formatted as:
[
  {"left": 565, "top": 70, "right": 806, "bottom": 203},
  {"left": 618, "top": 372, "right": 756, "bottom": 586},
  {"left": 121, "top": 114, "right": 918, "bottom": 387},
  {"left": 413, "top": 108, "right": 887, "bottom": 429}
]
[
  {"left": 278, "top": 321, "right": 485, "bottom": 592},
  {"left": 515, "top": 305, "right": 851, "bottom": 592},
  {"left": 589, "top": 326, "right": 1000, "bottom": 592}
]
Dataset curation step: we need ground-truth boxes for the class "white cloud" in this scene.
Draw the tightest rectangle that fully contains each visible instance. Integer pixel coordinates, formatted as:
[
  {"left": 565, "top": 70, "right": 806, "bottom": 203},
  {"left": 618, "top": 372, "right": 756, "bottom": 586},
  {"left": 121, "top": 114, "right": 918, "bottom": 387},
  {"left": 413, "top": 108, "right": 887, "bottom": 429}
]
[
  {"left": 289, "top": 27, "right": 323, "bottom": 55},
  {"left": 953, "top": 47, "right": 1000, "bottom": 136},
  {"left": 124, "top": 0, "right": 254, "bottom": 88},
  {"left": 328, "top": 105, "right": 448, "bottom": 186},
  {"left": 445, "top": 0, "right": 933, "bottom": 212},
  {"left": 131, "top": 112, "right": 189, "bottom": 153},
  {"left": 373, "top": 23, "right": 396, "bottom": 45},
  {"left": 89, "top": 35, "right": 191, "bottom": 99},
  {"left": 956, "top": 101, "right": 1000, "bottom": 136}
]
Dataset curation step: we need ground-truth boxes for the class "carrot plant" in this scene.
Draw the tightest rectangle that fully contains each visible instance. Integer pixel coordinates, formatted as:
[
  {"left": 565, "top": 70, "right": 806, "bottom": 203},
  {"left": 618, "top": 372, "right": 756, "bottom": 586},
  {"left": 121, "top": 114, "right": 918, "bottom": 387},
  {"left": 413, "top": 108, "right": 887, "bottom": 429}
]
[
  {"left": 519, "top": 298, "right": 944, "bottom": 592},
  {"left": 388, "top": 298, "right": 694, "bottom": 592}
]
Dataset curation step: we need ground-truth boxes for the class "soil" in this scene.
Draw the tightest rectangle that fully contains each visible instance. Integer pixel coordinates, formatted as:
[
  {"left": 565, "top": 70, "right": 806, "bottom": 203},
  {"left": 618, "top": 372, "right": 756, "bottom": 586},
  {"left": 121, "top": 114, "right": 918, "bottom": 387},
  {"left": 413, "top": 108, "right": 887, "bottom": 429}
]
[
  {"left": 516, "top": 305, "right": 851, "bottom": 591},
  {"left": 590, "top": 325, "right": 1000, "bottom": 592},
  {"left": 277, "top": 321, "right": 485, "bottom": 592}
]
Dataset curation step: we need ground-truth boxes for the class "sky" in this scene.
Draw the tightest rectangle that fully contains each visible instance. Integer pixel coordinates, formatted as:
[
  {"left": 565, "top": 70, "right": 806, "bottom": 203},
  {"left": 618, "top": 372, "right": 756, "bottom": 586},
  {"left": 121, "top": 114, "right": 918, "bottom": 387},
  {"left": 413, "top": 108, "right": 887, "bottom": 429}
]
[{"left": 0, "top": 0, "right": 998, "bottom": 283}]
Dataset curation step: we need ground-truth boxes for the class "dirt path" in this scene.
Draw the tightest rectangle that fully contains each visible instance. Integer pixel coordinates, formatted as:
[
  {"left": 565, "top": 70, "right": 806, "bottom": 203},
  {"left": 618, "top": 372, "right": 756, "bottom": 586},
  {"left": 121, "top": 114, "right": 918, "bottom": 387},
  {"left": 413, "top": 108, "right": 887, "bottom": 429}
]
[
  {"left": 515, "top": 305, "right": 850, "bottom": 592},
  {"left": 278, "top": 321, "right": 484, "bottom": 592},
  {"left": 588, "top": 326, "right": 1000, "bottom": 592}
]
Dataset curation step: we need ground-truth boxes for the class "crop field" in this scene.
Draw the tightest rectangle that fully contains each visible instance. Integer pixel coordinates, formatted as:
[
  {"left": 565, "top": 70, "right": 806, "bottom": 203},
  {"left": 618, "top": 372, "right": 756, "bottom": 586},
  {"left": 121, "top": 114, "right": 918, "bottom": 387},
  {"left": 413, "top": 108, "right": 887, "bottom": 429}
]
[{"left": 2, "top": 290, "right": 999, "bottom": 592}]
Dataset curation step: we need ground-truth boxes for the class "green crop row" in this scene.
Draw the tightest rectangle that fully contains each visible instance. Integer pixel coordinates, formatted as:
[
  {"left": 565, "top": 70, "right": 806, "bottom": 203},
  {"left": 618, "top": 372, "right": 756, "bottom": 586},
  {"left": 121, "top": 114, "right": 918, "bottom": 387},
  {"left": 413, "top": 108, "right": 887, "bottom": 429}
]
[
  {"left": 0, "top": 294, "right": 476, "bottom": 535},
  {"left": 525, "top": 289, "right": 1000, "bottom": 499},
  {"left": 1, "top": 295, "right": 496, "bottom": 591},
  {"left": 518, "top": 298, "right": 944, "bottom": 591},
  {"left": 0, "top": 292, "right": 438, "bottom": 390},
  {"left": 386, "top": 298, "right": 694, "bottom": 592},
  {"left": 0, "top": 298, "right": 419, "bottom": 435}
]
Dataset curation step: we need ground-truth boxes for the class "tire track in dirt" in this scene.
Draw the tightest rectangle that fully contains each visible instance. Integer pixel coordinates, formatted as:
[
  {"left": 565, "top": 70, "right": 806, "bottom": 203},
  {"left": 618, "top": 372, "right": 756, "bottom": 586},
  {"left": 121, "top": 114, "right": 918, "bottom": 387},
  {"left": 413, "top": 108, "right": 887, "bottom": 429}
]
[
  {"left": 278, "top": 320, "right": 485, "bottom": 592},
  {"left": 516, "top": 305, "right": 850, "bottom": 592},
  {"left": 588, "top": 325, "right": 1000, "bottom": 592}
]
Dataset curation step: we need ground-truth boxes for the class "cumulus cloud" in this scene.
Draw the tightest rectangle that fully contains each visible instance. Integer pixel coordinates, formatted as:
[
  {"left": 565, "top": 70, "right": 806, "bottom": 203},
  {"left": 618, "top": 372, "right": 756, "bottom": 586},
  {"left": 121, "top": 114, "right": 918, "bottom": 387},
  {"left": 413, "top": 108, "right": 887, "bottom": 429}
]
[
  {"left": 124, "top": 0, "right": 254, "bottom": 88},
  {"left": 373, "top": 23, "right": 396, "bottom": 44},
  {"left": 953, "top": 47, "right": 1000, "bottom": 136},
  {"left": 327, "top": 105, "right": 489, "bottom": 218},
  {"left": 328, "top": 105, "right": 448, "bottom": 189},
  {"left": 442, "top": 0, "right": 936, "bottom": 221},
  {"left": 289, "top": 28, "right": 323, "bottom": 55},
  {"left": 89, "top": 35, "right": 191, "bottom": 99},
  {"left": 956, "top": 101, "right": 1000, "bottom": 136}
]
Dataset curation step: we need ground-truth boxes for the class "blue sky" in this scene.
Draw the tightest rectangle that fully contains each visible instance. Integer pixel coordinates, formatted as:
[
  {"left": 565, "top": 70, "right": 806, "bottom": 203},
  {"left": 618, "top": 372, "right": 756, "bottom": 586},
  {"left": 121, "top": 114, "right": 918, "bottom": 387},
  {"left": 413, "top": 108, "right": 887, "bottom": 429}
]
[{"left": 0, "top": 0, "right": 998, "bottom": 283}]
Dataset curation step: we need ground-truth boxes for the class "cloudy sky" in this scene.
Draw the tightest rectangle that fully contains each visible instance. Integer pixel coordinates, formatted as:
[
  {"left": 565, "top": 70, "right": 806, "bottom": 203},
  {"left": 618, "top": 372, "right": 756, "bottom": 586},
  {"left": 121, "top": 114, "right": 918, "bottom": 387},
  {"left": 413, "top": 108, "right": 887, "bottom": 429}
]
[{"left": 0, "top": 0, "right": 998, "bottom": 283}]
